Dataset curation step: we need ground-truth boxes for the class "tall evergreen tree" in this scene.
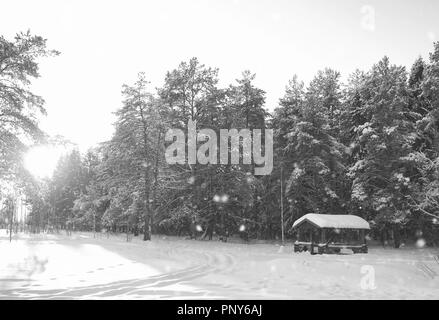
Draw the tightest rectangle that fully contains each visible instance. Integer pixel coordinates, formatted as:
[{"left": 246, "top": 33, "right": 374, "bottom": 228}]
[{"left": 0, "top": 31, "right": 58, "bottom": 186}]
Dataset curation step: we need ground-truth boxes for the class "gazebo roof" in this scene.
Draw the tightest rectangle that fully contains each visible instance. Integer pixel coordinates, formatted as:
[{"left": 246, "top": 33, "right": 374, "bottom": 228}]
[{"left": 292, "top": 213, "right": 370, "bottom": 230}]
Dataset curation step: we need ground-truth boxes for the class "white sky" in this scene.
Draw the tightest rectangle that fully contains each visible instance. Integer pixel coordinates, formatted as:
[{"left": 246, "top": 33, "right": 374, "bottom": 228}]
[{"left": 2, "top": 0, "right": 439, "bottom": 152}]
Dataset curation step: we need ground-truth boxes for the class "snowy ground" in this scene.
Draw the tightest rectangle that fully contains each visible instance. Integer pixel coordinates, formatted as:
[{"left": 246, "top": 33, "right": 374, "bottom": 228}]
[{"left": 0, "top": 229, "right": 438, "bottom": 299}]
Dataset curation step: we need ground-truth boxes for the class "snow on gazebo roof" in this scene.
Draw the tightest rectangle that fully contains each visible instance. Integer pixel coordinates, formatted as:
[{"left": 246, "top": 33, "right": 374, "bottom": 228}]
[{"left": 292, "top": 213, "right": 370, "bottom": 230}]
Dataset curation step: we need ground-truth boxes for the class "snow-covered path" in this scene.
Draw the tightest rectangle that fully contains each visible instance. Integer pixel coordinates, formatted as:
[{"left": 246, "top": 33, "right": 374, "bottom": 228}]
[{"left": 0, "top": 230, "right": 438, "bottom": 299}]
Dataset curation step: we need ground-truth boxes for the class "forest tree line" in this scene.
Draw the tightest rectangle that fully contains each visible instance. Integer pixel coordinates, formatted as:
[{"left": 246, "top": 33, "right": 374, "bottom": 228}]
[{"left": 1, "top": 32, "right": 439, "bottom": 246}]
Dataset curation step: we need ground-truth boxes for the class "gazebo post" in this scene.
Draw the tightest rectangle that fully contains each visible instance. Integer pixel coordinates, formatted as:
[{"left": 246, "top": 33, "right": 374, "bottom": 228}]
[
  {"left": 319, "top": 229, "right": 326, "bottom": 254},
  {"left": 360, "top": 229, "right": 366, "bottom": 244},
  {"left": 360, "top": 229, "right": 368, "bottom": 253}
]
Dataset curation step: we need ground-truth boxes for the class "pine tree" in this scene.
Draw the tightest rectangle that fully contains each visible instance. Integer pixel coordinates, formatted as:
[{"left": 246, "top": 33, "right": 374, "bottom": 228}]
[
  {"left": 279, "top": 70, "right": 347, "bottom": 224},
  {"left": 344, "top": 57, "right": 416, "bottom": 246},
  {"left": 106, "top": 73, "right": 168, "bottom": 240},
  {"left": 0, "top": 31, "right": 58, "bottom": 187}
]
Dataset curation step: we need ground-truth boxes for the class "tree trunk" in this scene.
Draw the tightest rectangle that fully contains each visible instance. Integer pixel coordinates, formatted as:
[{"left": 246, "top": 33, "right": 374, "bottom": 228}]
[
  {"left": 151, "top": 131, "right": 161, "bottom": 236},
  {"left": 393, "top": 225, "right": 401, "bottom": 248},
  {"left": 9, "top": 200, "right": 13, "bottom": 242},
  {"left": 143, "top": 197, "right": 152, "bottom": 241},
  {"left": 143, "top": 166, "right": 152, "bottom": 241},
  {"left": 140, "top": 104, "right": 153, "bottom": 241}
]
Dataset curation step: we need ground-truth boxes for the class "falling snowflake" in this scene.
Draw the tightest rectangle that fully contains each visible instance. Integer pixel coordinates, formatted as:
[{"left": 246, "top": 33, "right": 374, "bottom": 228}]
[
  {"left": 187, "top": 176, "right": 195, "bottom": 184},
  {"left": 195, "top": 224, "right": 203, "bottom": 232},
  {"left": 213, "top": 193, "right": 230, "bottom": 204},
  {"left": 239, "top": 224, "right": 246, "bottom": 232},
  {"left": 416, "top": 238, "right": 426, "bottom": 248},
  {"left": 221, "top": 194, "right": 229, "bottom": 203}
]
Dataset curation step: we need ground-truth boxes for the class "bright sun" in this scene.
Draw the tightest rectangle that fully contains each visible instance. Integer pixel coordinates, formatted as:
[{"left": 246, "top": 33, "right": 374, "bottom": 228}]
[{"left": 24, "top": 146, "right": 67, "bottom": 179}]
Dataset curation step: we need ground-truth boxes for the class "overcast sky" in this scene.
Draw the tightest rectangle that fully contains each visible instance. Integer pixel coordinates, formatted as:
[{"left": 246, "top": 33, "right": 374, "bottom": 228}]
[{"left": 2, "top": 0, "right": 439, "bottom": 152}]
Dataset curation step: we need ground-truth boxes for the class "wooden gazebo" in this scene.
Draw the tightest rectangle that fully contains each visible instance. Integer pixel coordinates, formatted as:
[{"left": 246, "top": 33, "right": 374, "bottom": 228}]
[{"left": 292, "top": 213, "right": 370, "bottom": 255}]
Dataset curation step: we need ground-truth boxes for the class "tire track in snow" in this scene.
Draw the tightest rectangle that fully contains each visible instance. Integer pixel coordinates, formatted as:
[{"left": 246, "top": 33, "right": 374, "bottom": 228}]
[
  {"left": 415, "top": 262, "right": 437, "bottom": 279},
  {"left": 0, "top": 242, "right": 237, "bottom": 299}
]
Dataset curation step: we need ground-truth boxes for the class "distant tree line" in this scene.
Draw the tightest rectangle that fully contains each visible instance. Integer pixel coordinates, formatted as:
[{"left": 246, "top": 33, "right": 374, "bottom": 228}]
[{"left": 1, "top": 31, "right": 438, "bottom": 246}]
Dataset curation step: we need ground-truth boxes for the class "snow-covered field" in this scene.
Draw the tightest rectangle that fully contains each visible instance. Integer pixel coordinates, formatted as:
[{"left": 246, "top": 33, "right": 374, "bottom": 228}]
[{"left": 0, "top": 229, "right": 438, "bottom": 299}]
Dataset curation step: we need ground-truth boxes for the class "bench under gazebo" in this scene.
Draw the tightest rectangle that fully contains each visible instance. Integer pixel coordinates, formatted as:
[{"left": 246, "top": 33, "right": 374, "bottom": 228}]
[{"left": 292, "top": 213, "right": 370, "bottom": 255}]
